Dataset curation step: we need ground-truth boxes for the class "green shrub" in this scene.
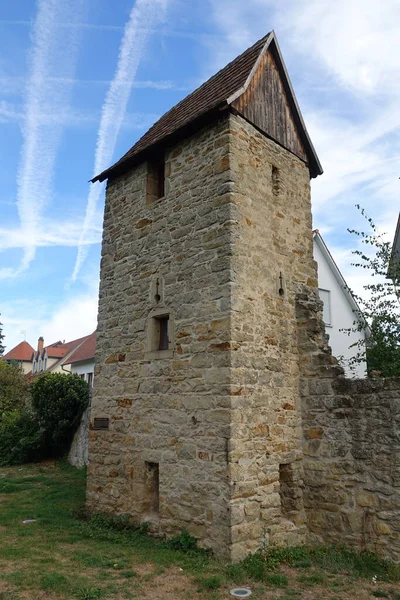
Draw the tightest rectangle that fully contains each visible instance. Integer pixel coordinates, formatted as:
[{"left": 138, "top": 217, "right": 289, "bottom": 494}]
[
  {"left": 30, "top": 373, "right": 89, "bottom": 457},
  {"left": 167, "top": 529, "right": 199, "bottom": 552},
  {"left": 0, "top": 409, "right": 44, "bottom": 466}
]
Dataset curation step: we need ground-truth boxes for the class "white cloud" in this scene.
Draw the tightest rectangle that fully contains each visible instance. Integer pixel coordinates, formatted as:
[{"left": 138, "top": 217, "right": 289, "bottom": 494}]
[
  {"left": 207, "top": 0, "right": 400, "bottom": 294},
  {"left": 12, "top": 0, "right": 87, "bottom": 278},
  {"left": 0, "top": 75, "right": 183, "bottom": 96},
  {"left": 0, "top": 216, "right": 102, "bottom": 254},
  {"left": 72, "top": 0, "right": 170, "bottom": 282},
  {"left": 0, "top": 99, "right": 160, "bottom": 130},
  {"left": 2, "top": 287, "right": 99, "bottom": 354}
]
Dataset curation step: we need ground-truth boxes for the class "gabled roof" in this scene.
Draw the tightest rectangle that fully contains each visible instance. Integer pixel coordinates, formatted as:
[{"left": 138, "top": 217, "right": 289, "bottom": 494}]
[
  {"left": 313, "top": 231, "right": 370, "bottom": 337},
  {"left": 34, "top": 334, "right": 92, "bottom": 360},
  {"left": 3, "top": 340, "right": 35, "bottom": 362},
  {"left": 62, "top": 331, "right": 96, "bottom": 365},
  {"left": 92, "top": 31, "right": 322, "bottom": 183},
  {"left": 44, "top": 333, "right": 95, "bottom": 372}
]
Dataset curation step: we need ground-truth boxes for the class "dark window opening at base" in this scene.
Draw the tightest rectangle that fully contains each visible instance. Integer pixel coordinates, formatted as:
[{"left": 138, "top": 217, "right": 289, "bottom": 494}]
[
  {"left": 144, "top": 461, "right": 159, "bottom": 515},
  {"left": 279, "top": 462, "right": 302, "bottom": 518}
]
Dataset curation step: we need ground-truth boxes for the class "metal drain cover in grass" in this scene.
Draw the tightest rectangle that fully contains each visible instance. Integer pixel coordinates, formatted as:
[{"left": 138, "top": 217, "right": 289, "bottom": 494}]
[{"left": 230, "top": 589, "right": 252, "bottom": 598}]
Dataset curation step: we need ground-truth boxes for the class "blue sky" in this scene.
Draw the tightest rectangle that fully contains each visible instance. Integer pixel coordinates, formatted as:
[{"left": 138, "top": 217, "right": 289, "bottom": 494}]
[{"left": 1, "top": 0, "right": 399, "bottom": 352}]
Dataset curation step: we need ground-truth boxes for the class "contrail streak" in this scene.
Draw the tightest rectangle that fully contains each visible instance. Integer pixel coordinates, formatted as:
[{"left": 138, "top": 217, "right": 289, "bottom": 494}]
[
  {"left": 72, "top": 0, "right": 168, "bottom": 282},
  {"left": 14, "top": 0, "right": 86, "bottom": 276}
]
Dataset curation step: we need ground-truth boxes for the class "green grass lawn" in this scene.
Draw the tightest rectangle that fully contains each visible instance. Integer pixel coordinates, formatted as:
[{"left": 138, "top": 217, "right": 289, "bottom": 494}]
[{"left": 0, "top": 461, "right": 399, "bottom": 599}]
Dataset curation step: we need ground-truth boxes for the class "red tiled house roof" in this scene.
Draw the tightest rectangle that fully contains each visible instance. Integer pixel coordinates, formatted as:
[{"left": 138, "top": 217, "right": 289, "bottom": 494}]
[
  {"left": 3, "top": 341, "right": 35, "bottom": 361},
  {"left": 63, "top": 332, "right": 96, "bottom": 365}
]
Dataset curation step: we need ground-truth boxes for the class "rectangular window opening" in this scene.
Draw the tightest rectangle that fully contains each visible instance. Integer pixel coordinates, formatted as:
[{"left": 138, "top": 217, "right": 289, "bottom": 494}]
[
  {"left": 87, "top": 372, "right": 93, "bottom": 387},
  {"left": 318, "top": 288, "right": 332, "bottom": 326},
  {"left": 158, "top": 316, "right": 169, "bottom": 350},
  {"left": 272, "top": 165, "right": 280, "bottom": 196},
  {"left": 279, "top": 463, "right": 302, "bottom": 519},
  {"left": 147, "top": 157, "right": 165, "bottom": 203},
  {"left": 144, "top": 461, "right": 159, "bottom": 515}
]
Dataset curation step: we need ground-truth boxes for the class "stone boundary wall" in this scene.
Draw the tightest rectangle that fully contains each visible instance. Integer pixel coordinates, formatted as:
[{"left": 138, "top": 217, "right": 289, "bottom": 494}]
[
  {"left": 297, "top": 285, "right": 400, "bottom": 562},
  {"left": 68, "top": 401, "right": 91, "bottom": 468}
]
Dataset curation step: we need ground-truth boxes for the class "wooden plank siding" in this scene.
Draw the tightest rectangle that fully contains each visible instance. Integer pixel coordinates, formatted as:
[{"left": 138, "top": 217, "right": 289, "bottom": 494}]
[{"left": 232, "top": 49, "right": 308, "bottom": 165}]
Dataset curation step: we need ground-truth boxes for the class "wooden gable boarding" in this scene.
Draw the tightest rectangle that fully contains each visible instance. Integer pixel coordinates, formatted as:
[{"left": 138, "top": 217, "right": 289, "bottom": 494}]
[{"left": 231, "top": 45, "right": 308, "bottom": 164}]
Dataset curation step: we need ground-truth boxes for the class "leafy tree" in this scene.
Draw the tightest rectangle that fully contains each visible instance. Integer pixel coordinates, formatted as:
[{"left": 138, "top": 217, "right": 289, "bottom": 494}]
[
  {"left": 30, "top": 372, "right": 89, "bottom": 457},
  {"left": 0, "top": 315, "right": 5, "bottom": 356},
  {"left": 346, "top": 205, "right": 400, "bottom": 377},
  {"left": 0, "top": 360, "right": 30, "bottom": 413}
]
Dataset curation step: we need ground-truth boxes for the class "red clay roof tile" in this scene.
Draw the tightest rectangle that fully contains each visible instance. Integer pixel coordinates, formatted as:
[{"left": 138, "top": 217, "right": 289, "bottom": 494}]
[{"left": 3, "top": 341, "right": 35, "bottom": 362}]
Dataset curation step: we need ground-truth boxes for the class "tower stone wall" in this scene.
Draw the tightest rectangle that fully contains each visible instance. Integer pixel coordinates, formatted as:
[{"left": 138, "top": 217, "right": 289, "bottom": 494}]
[
  {"left": 227, "top": 115, "right": 315, "bottom": 559},
  {"left": 86, "top": 109, "right": 400, "bottom": 563},
  {"left": 87, "top": 112, "right": 317, "bottom": 559},
  {"left": 87, "top": 116, "right": 235, "bottom": 557}
]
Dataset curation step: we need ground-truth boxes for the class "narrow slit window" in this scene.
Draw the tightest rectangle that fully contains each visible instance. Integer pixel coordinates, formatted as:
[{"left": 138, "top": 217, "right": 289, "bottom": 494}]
[
  {"left": 272, "top": 165, "right": 280, "bottom": 196},
  {"left": 158, "top": 316, "right": 169, "bottom": 350},
  {"left": 147, "top": 157, "right": 165, "bottom": 203},
  {"left": 144, "top": 462, "right": 159, "bottom": 515},
  {"left": 156, "top": 160, "right": 165, "bottom": 199}
]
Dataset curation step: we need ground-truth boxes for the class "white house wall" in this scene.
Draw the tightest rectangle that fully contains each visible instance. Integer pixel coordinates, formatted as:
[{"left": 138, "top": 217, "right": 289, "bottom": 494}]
[
  {"left": 313, "top": 241, "right": 367, "bottom": 378},
  {"left": 70, "top": 359, "right": 95, "bottom": 384}
]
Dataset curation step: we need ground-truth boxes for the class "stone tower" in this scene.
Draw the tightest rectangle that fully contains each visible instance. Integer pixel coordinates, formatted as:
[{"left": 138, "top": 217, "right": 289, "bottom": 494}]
[{"left": 87, "top": 31, "right": 323, "bottom": 561}]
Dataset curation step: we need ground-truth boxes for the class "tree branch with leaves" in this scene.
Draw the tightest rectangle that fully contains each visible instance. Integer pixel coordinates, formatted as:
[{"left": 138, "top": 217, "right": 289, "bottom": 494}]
[{"left": 345, "top": 205, "right": 400, "bottom": 377}]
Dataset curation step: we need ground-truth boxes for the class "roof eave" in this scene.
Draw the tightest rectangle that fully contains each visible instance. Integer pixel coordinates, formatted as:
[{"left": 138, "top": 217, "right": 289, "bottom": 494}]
[{"left": 91, "top": 103, "right": 231, "bottom": 183}]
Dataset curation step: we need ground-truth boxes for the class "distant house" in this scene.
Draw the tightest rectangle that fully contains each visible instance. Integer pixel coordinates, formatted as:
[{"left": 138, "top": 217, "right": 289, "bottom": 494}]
[
  {"left": 313, "top": 231, "right": 368, "bottom": 378},
  {"left": 2, "top": 340, "right": 35, "bottom": 374},
  {"left": 3, "top": 332, "right": 96, "bottom": 380},
  {"left": 31, "top": 334, "right": 94, "bottom": 375},
  {"left": 62, "top": 331, "right": 96, "bottom": 386}
]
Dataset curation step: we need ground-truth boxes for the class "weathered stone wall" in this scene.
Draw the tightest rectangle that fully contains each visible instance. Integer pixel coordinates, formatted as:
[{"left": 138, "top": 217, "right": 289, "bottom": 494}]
[
  {"left": 88, "top": 108, "right": 400, "bottom": 563},
  {"left": 297, "top": 287, "right": 400, "bottom": 562},
  {"left": 227, "top": 115, "right": 316, "bottom": 560},
  {"left": 87, "top": 111, "right": 318, "bottom": 560},
  {"left": 87, "top": 116, "right": 235, "bottom": 557},
  {"left": 68, "top": 402, "right": 91, "bottom": 468}
]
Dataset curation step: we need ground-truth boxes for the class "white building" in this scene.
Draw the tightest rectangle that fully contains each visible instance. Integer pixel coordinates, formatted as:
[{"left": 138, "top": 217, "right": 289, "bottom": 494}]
[
  {"left": 62, "top": 331, "right": 96, "bottom": 386},
  {"left": 313, "top": 231, "right": 368, "bottom": 378}
]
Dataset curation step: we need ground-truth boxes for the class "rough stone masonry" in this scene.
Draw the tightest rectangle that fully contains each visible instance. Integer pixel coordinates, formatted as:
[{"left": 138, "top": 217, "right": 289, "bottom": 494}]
[
  {"left": 87, "top": 110, "right": 315, "bottom": 561},
  {"left": 86, "top": 32, "right": 400, "bottom": 562}
]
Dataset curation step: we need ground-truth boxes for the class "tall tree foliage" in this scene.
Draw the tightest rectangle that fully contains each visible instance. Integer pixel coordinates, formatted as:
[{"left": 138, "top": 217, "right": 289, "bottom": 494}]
[
  {"left": 0, "top": 361, "right": 30, "bottom": 413},
  {"left": 346, "top": 205, "right": 400, "bottom": 377}
]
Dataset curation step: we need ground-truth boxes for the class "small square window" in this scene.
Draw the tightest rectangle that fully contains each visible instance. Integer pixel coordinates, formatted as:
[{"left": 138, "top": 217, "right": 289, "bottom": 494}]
[{"left": 145, "top": 310, "right": 174, "bottom": 359}]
